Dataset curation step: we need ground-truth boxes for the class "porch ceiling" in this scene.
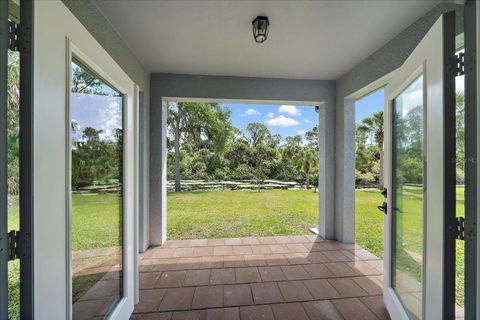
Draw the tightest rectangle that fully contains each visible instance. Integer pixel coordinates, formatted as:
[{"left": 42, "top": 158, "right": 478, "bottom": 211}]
[{"left": 94, "top": 0, "right": 453, "bottom": 80}]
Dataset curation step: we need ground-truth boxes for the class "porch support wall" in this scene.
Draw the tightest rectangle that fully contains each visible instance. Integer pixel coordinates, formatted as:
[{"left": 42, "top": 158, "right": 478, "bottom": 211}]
[
  {"left": 150, "top": 74, "right": 336, "bottom": 245},
  {"left": 334, "top": 2, "right": 464, "bottom": 243}
]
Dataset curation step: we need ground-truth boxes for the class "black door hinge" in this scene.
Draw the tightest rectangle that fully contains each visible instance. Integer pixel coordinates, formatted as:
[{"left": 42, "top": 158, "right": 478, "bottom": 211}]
[
  {"left": 8, "top": 230, "right": 18, "bottom": 260},
  {"left": 456, "top": 52, "right": 465, "bottom": 77},
  {"left": 455, "top": 217, "right": 465, "bottom": 240},
  {"left": 8, "top": 230, "right": 30, "bottom": 261},
  {"left": 8, "top": 20, "right": 31, "bottom": 53},
  {"left": 8, "top": 20, "right": 19, "bottom": 52}
]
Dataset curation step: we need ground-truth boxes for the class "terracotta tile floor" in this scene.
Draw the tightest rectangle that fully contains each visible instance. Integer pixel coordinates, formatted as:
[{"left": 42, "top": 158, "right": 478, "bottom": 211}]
[{"left": 131, "top": 235, "right": 390, "bottom": 320}]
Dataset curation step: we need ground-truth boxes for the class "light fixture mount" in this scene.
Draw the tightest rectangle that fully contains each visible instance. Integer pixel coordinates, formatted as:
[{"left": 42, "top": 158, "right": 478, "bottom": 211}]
[{"left": 252, "top": 16, "right": 269, "bottom": 43}]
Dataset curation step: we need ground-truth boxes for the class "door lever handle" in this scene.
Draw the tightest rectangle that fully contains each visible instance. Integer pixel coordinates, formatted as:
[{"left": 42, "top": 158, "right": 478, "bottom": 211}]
[
  {"left": 378, "top": 188, "right": 387, "bottom": 215},
  {"left": 377, "top": 202, "right": 387, "bottom": 215}
]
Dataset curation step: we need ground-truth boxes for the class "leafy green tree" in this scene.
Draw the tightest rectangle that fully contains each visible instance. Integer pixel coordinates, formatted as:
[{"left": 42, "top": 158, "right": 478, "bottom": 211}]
[
  {"left": 455, "top": 91, "right": 465, "bottom": 182},
  {"left": 72, "top": 62, "right": 107, "bottom": 95},
  {"left": 225, "top": 140, "right": 251, "bottom": 169},
  {"left": 165, "top": 105, "right": 325, "bottom": 188},
  {"left": 168, "top": 102, "right": 234, "bottom": 191},
  {"left": 251, "top": 144, "right": 276, "bottom": 192},
  {"left": 245, "top": 123, "right": 271, "bottom": 148},
  {"left": 294, "top": 146, "right": 318, "bottom": 189},
  {"left": 6, "top": 51, "right": 20, "bottom": 195},
  {"left": 168, "top": 102, "right": 186, "bottom": 191},
  {"left": 305, "top": 126, "right": 319, "bottom": 151},
  {"left": 71, "top": 126, "right": 120, "bottom": 188}
]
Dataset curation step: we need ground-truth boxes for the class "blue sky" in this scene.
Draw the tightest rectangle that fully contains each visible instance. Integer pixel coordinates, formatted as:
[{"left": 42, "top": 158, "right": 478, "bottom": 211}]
[
  {"left": 219, "top": 89, "right": 386, "bottom": 138},
  {"left": 220, "top": 92, "right": 386, "bottom": 139},
  {"left": 71, "top": 93, "right": 122, "bottom": 142},
  {"left": 219, "top": 103, "right": 318, "bottom": 138},
  {"left": 355, "top": 73, "right": 465, "bottom": 124},
  {"left": 355, "top": 88, "right": 384, "bottom": 124}
]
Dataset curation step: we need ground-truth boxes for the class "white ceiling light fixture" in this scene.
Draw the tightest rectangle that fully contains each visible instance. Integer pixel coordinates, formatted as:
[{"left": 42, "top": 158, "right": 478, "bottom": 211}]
[{"left": 252, "top": 16, "right": 269, "bottom": 43}]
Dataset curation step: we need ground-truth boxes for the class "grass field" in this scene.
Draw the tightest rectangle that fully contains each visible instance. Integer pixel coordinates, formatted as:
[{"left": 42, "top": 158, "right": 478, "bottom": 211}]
[
  {"left": 355, "top": 187, "right": 465, "bottom": 308},
  {"left": 6, "top": 187, "right": 465, "bottom": 318},
  {"left": 7, "top": 193, "right": 122, "bottom": 319},
  {"left": 167, "top": 189, "right": 319, "bottom": 239}
]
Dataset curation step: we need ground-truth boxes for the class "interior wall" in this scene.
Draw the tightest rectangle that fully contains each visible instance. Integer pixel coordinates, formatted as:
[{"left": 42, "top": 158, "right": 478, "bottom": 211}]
[
  {"left": 334, "top": 2, "right": 464, "bottom": 243},
  {"left": 149, "top": 73, "right": 336, "bottom": 245},
  {"left": 62, "top": 0, "right": 151, "bottom": 251}
]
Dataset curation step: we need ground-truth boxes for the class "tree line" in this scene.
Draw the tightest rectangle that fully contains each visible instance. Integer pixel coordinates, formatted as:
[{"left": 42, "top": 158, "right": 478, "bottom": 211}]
[
  {"left": 5, "top": 52, "right": 466, "bottom": 197},
  {"left": 167, "top": 102, "right": 319, "bottom": 192},
  {"left": 355, "top": 91, "right": 465, "bottom": 188}
]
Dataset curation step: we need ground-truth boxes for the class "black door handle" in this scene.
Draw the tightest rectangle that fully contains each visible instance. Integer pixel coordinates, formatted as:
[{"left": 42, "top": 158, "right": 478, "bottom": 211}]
[
  {"left": 377, "top": 202, "right": 387, "bottom": 214},
  {"left": 378, "top": 188, "right": 387, "bottom": 215}
]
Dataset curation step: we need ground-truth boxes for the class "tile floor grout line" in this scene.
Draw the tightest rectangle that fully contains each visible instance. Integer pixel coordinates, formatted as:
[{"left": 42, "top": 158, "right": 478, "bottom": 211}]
[
  {"left": 138, "top": 260, "right": 383, "bottom": 273},
  {"left": 141, "top": 274, "right": 384, "bottom": 290},
  {"left": 132, "top": 294, "right": 386, "bottom": 316},
  {"left": 357, "top": 296, "right": 383, "bottom": 320}
]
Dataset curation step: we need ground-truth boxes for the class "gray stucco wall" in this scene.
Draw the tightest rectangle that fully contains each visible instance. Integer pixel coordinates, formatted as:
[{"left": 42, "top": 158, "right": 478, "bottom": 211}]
[
  {"left": 334, "top": 3, "right": 464, "bottom": 243},
  {"left": 61, "top": 0, "right": 151, "bottom": 251},
  {"left": 150, "top": 73, "right": 336, "bottom": 244}
]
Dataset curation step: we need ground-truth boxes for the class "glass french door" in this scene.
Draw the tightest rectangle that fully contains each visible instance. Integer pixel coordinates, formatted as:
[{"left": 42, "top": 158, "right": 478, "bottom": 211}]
[
  {"left": 32, "top": 1, "right": 137, "bottom": 318},
  {"left": 1, "top": 3, "right": 9, "bottom": 318},
  {"left": 1, "top": 1, "right": 34, "bottom": 319},
  {"left": 384, "top": 12, "right": 457, "bottom": 320},
  {"left": 69, "top": 58, "right": 125, "bottom": 319},
  {"left": 391, "top": 75, "right": 425, "bottom": 319}
]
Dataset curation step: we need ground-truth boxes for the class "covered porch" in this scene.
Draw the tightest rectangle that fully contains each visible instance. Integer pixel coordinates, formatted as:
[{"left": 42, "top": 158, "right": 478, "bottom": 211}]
[
  {"left": 2, "top": 0, "right": 477, "bottom": 319},
  {"left": 133, "top": 235, "right": 386, "bottom": 320}
]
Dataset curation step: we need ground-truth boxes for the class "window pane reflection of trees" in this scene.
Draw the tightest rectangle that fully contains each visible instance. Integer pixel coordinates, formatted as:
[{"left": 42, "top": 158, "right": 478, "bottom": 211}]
[
  {"left": 393, "top": 75, "right": 424, "bottom": 320},
  {"left": 70, "top": 60, "right": 123, "bottom": 319}
]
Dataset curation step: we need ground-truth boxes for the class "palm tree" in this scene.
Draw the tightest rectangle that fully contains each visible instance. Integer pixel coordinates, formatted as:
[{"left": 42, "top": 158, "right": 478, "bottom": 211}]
[
  {"left": 357, "top": 111, "right": 384, "bottom": 187},
  {"left": 294, "top": 147, "right": 318, "bottom": 189}
]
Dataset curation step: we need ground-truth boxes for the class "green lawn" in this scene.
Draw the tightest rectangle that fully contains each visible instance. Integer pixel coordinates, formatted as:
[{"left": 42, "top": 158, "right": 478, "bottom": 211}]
[
  {"left": 7, "top": 200, "right": 19, "bottom": 320},
  {"left": 355, "top": 187, "right": 465, "bottom": 307},
  {"left": 6, "top": 188, "right": 465, "bottom": 318},
  {"left": 7, "top": 193, "right": 122, "bottom": 319},
  {"left": 167, "top": 189, "right": 319, "bottom": 239}
]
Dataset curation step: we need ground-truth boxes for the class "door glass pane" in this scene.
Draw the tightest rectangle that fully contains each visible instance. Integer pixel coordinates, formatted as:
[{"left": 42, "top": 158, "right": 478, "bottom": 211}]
[
  {"left": 454, "top": 49, "right": 465, "bottom": 315},
  {"left": 392, "top": 75, "right": 424, "bottom": 319},
  {"left": 70, "top": 59, "right": 123, "bottom": 319},
  {"left": 7, "top": 48, "right": 20, "bottom": 320}
]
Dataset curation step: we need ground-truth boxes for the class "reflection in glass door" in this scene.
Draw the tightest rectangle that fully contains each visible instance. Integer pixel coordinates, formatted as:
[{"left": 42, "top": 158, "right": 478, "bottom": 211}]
[
  {"left": 392, "top": 75, "right": 424, "bottom": 319},
  {"left": 70, "top": 59, "right": 124, "bottom": 319},
  {"left": 2, "top": 26, "right": 21, "bottom": 320}
]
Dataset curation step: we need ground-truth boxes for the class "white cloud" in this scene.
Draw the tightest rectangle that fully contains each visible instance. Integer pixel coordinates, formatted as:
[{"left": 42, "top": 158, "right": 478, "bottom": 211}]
[
  {"left": 267, "top": 112, "right": 274, "bottom": 118},
  {"left": 267, "top": 115, "right": 299, "bottom": 127},
  {"left": 279, "top": 105, "right": 301, "bottom": 116},
  {"left": 303, "top": 119, "right": 314, "bottom": 124},
  {"left": 244, "top": 108, "right": 260, "bottom": 116}
]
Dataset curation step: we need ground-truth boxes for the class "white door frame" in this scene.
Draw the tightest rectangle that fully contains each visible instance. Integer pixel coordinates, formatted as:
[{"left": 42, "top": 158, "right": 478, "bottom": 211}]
[
  {"left": 159, "top": 98, "right": 325, "bottom": 244},
  {"left": 384, "top": 65, "right": 425, "bottom": 320},
  {"left": 35, "top": 1, "right": 138, "bottom": 319}
]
